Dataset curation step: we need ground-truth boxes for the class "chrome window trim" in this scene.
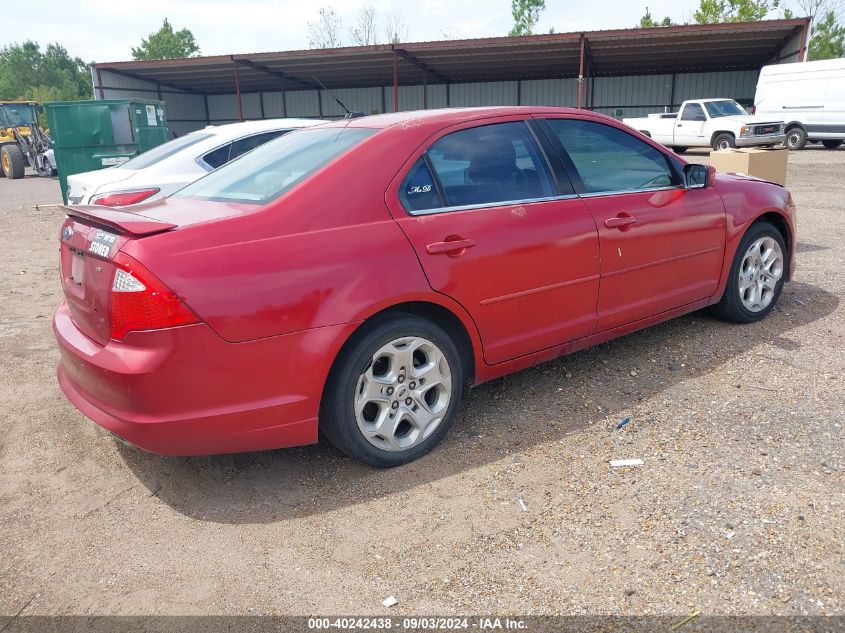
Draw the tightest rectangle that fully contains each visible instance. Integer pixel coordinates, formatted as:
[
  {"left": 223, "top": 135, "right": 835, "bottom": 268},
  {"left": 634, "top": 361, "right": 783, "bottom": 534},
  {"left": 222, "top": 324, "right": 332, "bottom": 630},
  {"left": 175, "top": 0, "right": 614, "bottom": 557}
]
[
  {"left": 407, "top": 194, "right": 578, "bottom": 216},
  {"left": 578, "top": 185, "right": 682, "bottom": 199},
  {"left": 406, "top": 185, "right": 687, "bottom": 216}
]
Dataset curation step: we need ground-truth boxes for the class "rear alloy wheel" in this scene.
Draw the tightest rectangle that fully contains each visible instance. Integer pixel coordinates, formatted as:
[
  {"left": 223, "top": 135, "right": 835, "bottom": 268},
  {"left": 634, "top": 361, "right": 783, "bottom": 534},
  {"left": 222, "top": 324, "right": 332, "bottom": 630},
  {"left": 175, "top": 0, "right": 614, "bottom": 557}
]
[
  {"left": 710, "top": 222, "right": 786, "bottom": 324},
  {"left": 822, "top": 140, "right": 843, "bottom": 149},
  {"left": 320, "top": 315, "right": 464, "bottom": 467},
  {"left": 712, "top": 133, "right": 736, "bottom": 152},
  {"left": 785, "top": 127, "right": 807, "bottom": 150},
  {"left": 0, "top": 145, "right": 26, "bottom": 179}
]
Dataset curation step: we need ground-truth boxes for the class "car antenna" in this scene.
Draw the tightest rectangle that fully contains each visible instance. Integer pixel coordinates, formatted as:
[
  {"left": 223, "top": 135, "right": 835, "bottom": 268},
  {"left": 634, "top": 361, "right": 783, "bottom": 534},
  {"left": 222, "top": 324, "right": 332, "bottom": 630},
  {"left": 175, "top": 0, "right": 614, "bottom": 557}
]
[{"left": 313, "top": 76, "right": 365, "bottom": 119}]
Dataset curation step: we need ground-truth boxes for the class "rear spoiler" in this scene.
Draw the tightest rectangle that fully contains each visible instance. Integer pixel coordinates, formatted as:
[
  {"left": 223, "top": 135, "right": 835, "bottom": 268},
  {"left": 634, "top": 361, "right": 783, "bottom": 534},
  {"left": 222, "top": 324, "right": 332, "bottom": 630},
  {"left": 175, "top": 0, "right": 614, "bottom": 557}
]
[{"left": 63, "top": 205, "right": 176, "bottom": 237}]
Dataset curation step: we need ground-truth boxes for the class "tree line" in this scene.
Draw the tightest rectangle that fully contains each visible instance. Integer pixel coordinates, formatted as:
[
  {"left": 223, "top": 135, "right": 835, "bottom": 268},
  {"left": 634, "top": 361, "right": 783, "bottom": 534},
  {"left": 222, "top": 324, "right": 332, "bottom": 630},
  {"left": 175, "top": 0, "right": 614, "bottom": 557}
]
[
  {"left": 638, "top": 0, "right": 843, "bottom": 60},
  {"left": 0, "top": 18, "right": 199, "bottom": 104}
]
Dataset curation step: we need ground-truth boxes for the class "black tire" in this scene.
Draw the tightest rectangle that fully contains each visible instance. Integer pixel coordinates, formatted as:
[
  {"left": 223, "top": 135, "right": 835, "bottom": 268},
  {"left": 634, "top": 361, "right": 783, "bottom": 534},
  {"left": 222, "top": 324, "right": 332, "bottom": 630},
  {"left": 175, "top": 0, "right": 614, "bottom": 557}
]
[
  {"left": 710, "top": 221, "right": 787, "bottom": 324},
  {"left": 320, "top": 314, "right": 465, "bottom": 468},
  {"left": 822, "top": 140, "right": 843, "bottom": 149},
  {"left": 712, "top": 133, "right": 736, "bottom": 152},
  {"left": 785, "top": 126, "right": 807, "bottom": 150},
  {"left": 1, "top": 145, "right": 26, "bottom": 179},
  {"left": 671, "top": 146, "right": 688, "bottom": 154},
  {"left": 639, "top": 130, "right": 652, "bottom": 138}
]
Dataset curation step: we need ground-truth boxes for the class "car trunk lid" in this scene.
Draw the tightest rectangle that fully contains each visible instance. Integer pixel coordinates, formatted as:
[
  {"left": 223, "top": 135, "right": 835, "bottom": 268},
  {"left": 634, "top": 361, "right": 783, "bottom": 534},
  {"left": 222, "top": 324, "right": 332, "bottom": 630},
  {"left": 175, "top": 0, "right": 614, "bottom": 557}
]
[
  {"left": 59, "top": 205, "right": 176, "bottom": 345},
  {"left": 66, "top": 168, "right": 138, "bottom": 204}
]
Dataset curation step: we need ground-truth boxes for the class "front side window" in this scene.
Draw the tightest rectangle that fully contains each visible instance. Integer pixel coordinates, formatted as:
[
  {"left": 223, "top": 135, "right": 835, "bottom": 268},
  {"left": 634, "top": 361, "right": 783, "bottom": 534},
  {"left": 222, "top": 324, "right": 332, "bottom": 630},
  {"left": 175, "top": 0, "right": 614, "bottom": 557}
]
[
  {"left": 175, "top": 126, "right": 376, "bottom": 204},
  {"left": 544, "top": 119, "right": 677, "bottom": 194},
  {"left": 425, "top": 122, "right": 555, "bottom": 208},
  {"left": 681, "top": 103, "right": 706, "bottom": 121}
]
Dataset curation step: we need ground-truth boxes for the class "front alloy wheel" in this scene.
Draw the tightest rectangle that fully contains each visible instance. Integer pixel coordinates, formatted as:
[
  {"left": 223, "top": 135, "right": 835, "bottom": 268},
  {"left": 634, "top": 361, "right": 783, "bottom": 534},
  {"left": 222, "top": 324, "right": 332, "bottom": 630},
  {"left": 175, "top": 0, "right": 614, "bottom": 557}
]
[
  {"left": 710, "top": 221, "right": 787, "bottom": 324},
  {"left": 737, "top": 236, "right": 784, "bottom": 313}
]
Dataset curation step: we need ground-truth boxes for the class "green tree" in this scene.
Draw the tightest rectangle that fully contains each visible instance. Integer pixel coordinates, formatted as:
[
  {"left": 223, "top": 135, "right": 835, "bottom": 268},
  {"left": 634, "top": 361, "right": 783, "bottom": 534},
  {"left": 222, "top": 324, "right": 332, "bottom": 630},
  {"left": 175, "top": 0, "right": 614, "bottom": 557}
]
[
  {"left": 639, "top": 6, "right": 673, "bottom": 26},
  {"left": 808, "top": 10, "right": 845, "bottom": 59},
  {"left": 694, "top": 0, "right": 779, "bottom": 23},
  {"left": 131, "top": 18, "right": 200, "bottom": 60},
  {"left": 510, "top": 0, "right": 546, "bottom": 36},
  {"left": 0, "top": 41, "right": 92, "bottom": 102}
]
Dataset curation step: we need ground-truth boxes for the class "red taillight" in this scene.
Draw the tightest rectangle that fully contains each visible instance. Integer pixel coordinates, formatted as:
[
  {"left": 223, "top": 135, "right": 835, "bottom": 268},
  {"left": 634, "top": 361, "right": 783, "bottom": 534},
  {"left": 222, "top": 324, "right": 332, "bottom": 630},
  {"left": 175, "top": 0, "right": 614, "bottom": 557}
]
[
  {"left": 109, "top": 252, "right": 198, "bottom": 340},
  {"left": 92, "top": 188, "right": 159, "bottom": 207},
  {"left": 751, "top": 105, "right": 756, "bottom": 114}
]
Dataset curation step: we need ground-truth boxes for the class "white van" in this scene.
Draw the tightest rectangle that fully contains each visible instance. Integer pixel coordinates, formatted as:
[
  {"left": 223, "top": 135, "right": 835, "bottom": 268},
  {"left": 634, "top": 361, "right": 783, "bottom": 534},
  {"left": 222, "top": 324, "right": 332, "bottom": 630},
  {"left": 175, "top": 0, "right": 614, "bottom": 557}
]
[{"left": 754, "top": 58, "right": 845, "bottom": 150}]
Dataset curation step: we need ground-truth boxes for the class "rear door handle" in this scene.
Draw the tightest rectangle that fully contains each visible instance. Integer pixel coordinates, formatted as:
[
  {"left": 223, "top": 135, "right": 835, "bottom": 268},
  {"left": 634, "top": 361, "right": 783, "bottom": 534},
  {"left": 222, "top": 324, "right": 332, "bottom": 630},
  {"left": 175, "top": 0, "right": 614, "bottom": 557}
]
[
  {"left": 604, "top": 215, "right": 639, "bottom": 229},
  {"left": 426, "top": 238, "right": 476, "bottom": 256}
]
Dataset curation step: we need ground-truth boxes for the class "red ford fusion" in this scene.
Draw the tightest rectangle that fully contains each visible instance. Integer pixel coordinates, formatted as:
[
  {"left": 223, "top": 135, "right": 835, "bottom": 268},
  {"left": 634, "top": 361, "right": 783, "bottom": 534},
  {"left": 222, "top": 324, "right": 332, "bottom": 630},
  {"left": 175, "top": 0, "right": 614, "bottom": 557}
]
[{"left": 54, "top": 107, "right": 796, "bottom": 467}]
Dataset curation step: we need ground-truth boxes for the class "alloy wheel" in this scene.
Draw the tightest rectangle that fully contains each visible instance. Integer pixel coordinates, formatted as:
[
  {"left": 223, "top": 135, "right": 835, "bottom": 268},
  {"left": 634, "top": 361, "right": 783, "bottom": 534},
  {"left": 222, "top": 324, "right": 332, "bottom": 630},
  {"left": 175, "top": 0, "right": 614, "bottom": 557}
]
[
  {"left": 354, "top": 336, "right": 452, "bottom": 452},
  {"left": 738, "top": 236, "right": 784, "bottom": 312}
]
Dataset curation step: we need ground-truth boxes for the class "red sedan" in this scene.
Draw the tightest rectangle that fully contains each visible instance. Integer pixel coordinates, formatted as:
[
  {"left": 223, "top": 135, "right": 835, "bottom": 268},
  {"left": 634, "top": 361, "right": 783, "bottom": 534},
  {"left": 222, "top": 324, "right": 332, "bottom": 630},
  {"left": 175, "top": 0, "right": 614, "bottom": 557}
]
[{"left": 54, "top": 107, "right": 796, "bottom": 467}]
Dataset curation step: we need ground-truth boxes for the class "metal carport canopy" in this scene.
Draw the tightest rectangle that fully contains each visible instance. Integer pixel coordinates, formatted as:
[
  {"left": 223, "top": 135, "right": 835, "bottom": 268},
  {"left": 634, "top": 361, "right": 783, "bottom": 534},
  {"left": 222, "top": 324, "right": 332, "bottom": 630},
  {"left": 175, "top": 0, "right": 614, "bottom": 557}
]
[{"left": 94, "top": 18, "right": 809, "bottom": 95}]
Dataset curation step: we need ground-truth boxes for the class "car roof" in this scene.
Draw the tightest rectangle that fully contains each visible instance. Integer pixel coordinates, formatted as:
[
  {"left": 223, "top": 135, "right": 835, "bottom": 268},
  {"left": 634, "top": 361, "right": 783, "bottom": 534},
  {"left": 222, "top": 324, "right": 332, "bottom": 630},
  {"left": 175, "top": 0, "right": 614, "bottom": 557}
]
[
  {"left": 198, "top": 118, "right": 323, "bottom": 141},
  {"left": 321, "top": 106, "right": 582, "bottom": 131}
]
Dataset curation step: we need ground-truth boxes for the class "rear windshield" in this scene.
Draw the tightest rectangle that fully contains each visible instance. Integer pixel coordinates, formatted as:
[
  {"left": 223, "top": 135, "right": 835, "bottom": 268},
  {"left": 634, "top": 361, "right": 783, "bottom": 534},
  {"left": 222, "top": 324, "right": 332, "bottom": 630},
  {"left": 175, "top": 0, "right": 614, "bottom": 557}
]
[
  {"left": 174, "top": 126, "right": 376, "bottom": 204},
  {"left": 703, "top": 100, "right": 747, "bottom": 118},
  {"left": 120, "top": 132, "right": 213, "bottom": 170}
]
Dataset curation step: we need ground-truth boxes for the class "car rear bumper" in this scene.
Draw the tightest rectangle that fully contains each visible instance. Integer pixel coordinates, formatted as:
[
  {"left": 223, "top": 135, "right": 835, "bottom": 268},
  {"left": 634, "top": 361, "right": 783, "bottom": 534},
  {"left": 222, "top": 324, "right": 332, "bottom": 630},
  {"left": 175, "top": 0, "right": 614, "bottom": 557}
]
[
  {"left": 736, "top": 133, "right": 786, "bottom": 147},
  {"left": 53, "top": 302, "right": 356, "bottom": 456}
]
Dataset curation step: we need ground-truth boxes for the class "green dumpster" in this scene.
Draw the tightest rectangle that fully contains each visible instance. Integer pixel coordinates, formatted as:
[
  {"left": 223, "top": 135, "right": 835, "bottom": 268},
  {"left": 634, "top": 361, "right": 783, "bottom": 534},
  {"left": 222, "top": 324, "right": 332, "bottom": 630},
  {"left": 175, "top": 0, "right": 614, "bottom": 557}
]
[{"left": 45, "top": 99, "right": 170, "bottom": 204}]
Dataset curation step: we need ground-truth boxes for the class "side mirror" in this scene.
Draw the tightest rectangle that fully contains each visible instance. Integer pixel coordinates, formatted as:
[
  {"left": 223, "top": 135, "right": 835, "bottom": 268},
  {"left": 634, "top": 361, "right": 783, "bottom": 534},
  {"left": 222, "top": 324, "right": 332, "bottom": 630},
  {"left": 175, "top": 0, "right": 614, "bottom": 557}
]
[{"left": 683, "top": 163, "right": 711, "bottom": 189}]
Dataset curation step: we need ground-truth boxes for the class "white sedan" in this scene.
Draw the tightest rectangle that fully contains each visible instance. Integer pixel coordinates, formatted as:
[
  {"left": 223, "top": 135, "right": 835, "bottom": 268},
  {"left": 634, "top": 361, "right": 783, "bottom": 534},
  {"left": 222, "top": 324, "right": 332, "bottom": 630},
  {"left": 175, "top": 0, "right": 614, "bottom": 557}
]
[{"left": 66, "top": 118, "right": 321, "bottom": 206}]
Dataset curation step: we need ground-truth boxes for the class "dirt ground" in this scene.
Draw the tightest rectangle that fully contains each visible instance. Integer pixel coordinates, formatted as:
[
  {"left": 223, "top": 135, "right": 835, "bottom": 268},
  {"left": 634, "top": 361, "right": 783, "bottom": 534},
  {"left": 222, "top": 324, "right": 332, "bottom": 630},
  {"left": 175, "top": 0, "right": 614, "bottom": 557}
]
[{"left": 1, "top": 151, "right": 843, "bottom": 620}]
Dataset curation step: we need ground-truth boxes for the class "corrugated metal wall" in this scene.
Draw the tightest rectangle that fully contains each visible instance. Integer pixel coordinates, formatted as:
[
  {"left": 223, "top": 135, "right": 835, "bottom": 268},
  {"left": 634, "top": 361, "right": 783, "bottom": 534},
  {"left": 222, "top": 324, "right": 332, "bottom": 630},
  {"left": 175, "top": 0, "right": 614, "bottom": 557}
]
[{"left": 96, "top": 67, "right": 762, "bottom": 135}]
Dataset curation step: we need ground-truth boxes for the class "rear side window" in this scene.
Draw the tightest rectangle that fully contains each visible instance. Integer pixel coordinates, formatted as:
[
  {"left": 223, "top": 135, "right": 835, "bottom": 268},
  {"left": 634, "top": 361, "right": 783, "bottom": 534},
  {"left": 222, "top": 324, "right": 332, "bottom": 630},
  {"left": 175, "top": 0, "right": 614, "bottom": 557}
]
[
  {"left": 544, "top": 119, "right": 677, "bottom": 194},
  {"left": 681, "top": 103, "right": 706, "bottom": 121},
  {"left": 200, "top": 143, "right": 232, "bottom": 170},
  {"left": 120, "top": 132, "right": 213, "bottom": 170},
  {"left": 400, "top": 159, "right": 443, "bottom": 212},
  {"left": 425, "top": 122, "right": 555, "bottom": 208},
  {"left": 175, "top": 127, "right": 376, "bottom": 204},
  {"left": 231, "top": 130, "right": 288, "bottom": 159}
]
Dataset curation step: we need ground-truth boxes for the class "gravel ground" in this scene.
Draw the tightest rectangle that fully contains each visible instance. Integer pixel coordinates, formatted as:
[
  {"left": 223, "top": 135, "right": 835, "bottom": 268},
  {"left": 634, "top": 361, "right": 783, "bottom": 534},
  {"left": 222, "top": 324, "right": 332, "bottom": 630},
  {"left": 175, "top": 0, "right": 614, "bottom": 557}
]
[{"left": 0, "top": 151, "right": 842, "bottom": 620}]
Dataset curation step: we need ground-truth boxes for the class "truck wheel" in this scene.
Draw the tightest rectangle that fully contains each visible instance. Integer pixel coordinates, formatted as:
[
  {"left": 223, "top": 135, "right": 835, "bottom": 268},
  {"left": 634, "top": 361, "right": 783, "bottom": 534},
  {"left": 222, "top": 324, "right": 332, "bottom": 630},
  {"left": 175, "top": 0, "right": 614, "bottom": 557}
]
[
  {"left": 822, "top": 140, "right": 843, "bottom": 149},
  {"left": 671, "top": 146, "right": 688, "bottom": 154},
  {"left": 1, "top": 145, "right": 26, "bottom": 179},
  {"left": 712, "top": 133, "right": 736, "bottom": 151},
  {"left": 785, "top": 127, "right": 807, "bottom": 150}
]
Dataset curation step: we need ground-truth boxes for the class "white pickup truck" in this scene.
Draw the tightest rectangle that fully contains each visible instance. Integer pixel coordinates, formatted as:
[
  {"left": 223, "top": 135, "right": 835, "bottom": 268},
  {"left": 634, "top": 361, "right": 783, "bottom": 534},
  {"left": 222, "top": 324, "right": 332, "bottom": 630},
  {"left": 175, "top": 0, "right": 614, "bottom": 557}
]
[{"left": 623, "top": 99, "right": 786, "bottom": 153}]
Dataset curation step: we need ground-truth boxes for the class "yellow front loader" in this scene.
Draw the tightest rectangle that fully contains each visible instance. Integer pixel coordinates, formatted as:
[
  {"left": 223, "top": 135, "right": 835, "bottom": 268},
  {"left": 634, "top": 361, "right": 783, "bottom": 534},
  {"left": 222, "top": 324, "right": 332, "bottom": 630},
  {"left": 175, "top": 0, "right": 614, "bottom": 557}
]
[{"left": 0, "top": 101, "right": 55, "bottom": 179}]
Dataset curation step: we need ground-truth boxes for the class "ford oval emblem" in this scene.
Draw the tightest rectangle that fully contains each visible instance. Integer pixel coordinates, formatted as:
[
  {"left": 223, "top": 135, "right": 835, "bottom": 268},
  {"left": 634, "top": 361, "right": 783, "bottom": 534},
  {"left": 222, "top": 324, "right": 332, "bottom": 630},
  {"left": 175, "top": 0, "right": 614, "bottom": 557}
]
[{"left": 62, "top": 226, "right": 73, "bottom": 240}]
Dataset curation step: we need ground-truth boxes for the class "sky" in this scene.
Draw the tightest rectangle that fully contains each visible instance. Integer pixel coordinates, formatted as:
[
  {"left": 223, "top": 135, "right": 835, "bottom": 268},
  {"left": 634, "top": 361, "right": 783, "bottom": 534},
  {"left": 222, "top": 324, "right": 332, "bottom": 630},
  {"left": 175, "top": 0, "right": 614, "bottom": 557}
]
[{"left": 3, "top": 0, "right": 729, "bottom": 63}]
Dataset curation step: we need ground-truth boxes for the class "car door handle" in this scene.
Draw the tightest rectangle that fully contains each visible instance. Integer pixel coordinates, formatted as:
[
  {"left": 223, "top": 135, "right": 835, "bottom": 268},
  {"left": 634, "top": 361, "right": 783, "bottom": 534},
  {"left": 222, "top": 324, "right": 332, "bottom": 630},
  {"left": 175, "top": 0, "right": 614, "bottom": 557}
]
[
  {"left": 426, "top": 238, "right": 476, "bottom": 256},
  {"left": 677, "top": 123, "right": 683, "bottom": 127},
  {"left": 604, "top": 215, "right": 639, "bottom": 229}
]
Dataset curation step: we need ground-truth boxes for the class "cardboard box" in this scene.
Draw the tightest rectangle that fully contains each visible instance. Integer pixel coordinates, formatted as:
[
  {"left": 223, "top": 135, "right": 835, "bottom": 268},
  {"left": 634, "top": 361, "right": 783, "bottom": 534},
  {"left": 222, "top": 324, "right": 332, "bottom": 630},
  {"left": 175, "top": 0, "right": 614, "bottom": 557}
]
[{"left": 708, "top": 147, "right": 788, "bottom": 186}]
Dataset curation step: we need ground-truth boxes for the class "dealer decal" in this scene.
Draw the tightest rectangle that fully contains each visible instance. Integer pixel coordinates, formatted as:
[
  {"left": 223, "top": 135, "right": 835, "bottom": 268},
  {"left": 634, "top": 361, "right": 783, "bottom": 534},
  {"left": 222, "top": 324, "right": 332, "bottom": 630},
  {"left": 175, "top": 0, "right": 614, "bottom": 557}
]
[{"left": 88, "top": 230, "right": 118, "bottom": 258}]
